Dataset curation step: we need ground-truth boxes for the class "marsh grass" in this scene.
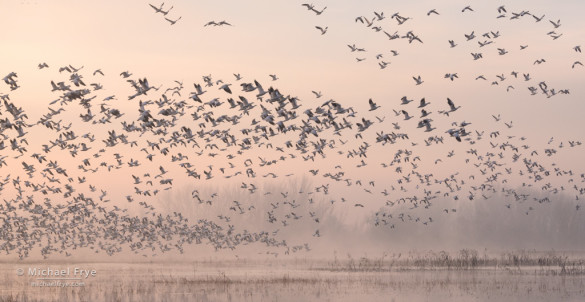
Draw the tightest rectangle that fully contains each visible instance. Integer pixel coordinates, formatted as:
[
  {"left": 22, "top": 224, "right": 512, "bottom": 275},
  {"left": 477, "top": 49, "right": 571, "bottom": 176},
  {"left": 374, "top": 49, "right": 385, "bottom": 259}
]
[
  {"left": 318, "top": 249, "right": 585, "bottom": 275},
  {"left": 1, "top": 251, "right": 584, "bottom": 302}
]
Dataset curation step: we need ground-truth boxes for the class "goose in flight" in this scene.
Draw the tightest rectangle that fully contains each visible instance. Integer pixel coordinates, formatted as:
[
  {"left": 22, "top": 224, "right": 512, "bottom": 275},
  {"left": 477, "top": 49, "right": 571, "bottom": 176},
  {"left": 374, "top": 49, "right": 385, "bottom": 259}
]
[
  {"left": 361, "top": 16, "right": 375, "bottom": 27},
  {"left": 534, "top": 59, "right": 546, "bottom": 65},
  {"left": 574, "top": 45, "right": 581, "bottom": 53},
  {"left": 418, "top": 98, "right": 430, "bottom": 108},
  {"left": 383, "top": 30, "right": 400, "bottom": 40},
  {"left": 93, "top": 69, "right": 104, "bottom": 76},
  {"left": 532, "top": 14, "right": 545, "bottom": 22},
  {"left": 3, "top": 72, "right": 18, "bottom": 90},
  {"left": 218, "top": 83, "right": 232, "bottom": 94},
  {"left": 427, "top": 9, "right": 439, "bottom": 16},
  {"left": 465, "top": 31, "right": 475, "bottom": 41},
  {"left": 373, "top": 11, "right": 385, "bottom": 20},
  {"left": 497, "top": 5, "right": 507, "bottom": 13},
  {"left": 448, "top": 40, "right": 457, "bottom": 48},
  {"left": 315, "top": 26, "right": 328, "bottom": 35},
  {"left": 404, "top": 31, "right": 422, "bottom": 43},
  {"left": 573, "top": 61, "right": 583, "bottom": 68},
  {"left": 549, "top": 19, "right": 561, "bottom": 28},
  {"left": 38, "top": 62, "right": 49, "bottom": 69},
  {"left": 165, "top": 16, "right": 181, "bottom": 25},
  {"left": 311, "top": 6, "right": 327, "bottom": 15},
  {"left": 347, "top": 44, "right": 365, "bottom": 52},
  {"left": 447, "top": 98, "right": 460, "bottom": 112},
  {"left": 269, "top": 74, "right": 279, "bottom": 81},
  {"left": 149, "top": 3, "right": 171, "bottom": 15},
  {"left": 193, "top": 83, "right": 206, "bottom": 95},
  {"left": 254, "top": 80, "right": 268, "bottom": 98},
  {"left": 420, "top": 119, "right": 435, "bottom": 132},
  {"left": 217, "top": 20, "right": 232, "bottom": 26},
  {"left": 59, "top": 66, "right": 72, "bottom": 73},
  {"left": 312, "top": 91, "right": 322, "bottom": 98},
  {"left": 401, "top": 96, "right": 413, "bottom": 105},
  {"left": 462, "top": 6, "right": 474, "bottom": 13},
  {"left": 478, "top": 40, "right": 493, "bottom": 47},
  {"left": 446, "top": 129, "right": 462, "bottom": 142},
  {"left": 471, "top": 53, "right": 483, "bottom": 60},
  {"left": 413, "top": 75, "right": 423, "bottom": 85},
  {"left": 368, "top": 99, "right": 380, "bottom": 111},
  {"left": 120, "top": 71, "right": 132, "bottom": 78},
  {"left": 444, "top": 73, "right": 458, "bottom": 81}
]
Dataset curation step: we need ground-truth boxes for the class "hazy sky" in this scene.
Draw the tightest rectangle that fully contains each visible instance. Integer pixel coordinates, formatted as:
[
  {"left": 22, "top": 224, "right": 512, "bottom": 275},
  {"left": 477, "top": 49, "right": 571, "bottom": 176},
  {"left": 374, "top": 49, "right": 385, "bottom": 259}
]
[{"left": 1, "top": 0, "right": 584, "bottom": 256}]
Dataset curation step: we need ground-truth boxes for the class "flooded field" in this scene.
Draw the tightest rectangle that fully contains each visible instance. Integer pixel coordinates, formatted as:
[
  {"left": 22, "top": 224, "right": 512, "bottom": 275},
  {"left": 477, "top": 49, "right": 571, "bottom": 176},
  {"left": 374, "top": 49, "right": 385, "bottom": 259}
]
[{"left": 2, "top": 258, "right": 584, "bottom": 302}]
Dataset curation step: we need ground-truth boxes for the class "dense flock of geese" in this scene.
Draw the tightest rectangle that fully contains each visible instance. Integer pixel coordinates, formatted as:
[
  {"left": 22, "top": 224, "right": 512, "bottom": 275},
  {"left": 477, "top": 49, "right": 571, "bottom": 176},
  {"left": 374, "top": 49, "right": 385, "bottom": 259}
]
[{"left": 0, "top": 2, "right": 583, "bottom": 259}]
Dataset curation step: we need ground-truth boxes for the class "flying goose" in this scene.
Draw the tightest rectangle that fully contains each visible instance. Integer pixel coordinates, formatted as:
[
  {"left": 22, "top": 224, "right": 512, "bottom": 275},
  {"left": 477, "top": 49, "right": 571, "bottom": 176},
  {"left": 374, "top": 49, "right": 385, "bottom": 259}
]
[
  {"left": 447, "top": 98, "right": 460, "bottom": 112},
  {"left": 427, "top": 9, "right": 439, "bottom": 16},
  {"left": 549, "top": 19, "right": 561, "bottom": 28},
  {"left": 315, "top": 26, "right": 328, "bottom": 35},
  {"left": 532, "top": 14, "right": 545, "bottom": 22},
  {"left": 148, "top": 2, "right": 166, "bottom": 14},
  {"left": 373, "top": 11, "right": 385, "bottom": 20},
  {"left": 165, "top": 16, "right": 181, "bottom": 25},
  {"left": 401, "top": 96, "right": 413, "bottom": 105},
  {"left": 444, "top": 73, "right": 458, "bottom": 81},
  {"left": 462, "top": 6, "right": 474, "bottom": 13},
  {"left": 418, "top": 98, "right": 430, "bottom": 108},
  {"left": 413, "top": 75, "right": 424, "bottom": 85},
  {"left": 368, "top": 99, "right": 380, "bottom": 111},
  {"left": 311, "top": 6, "right": 327, "bottom": 15}
]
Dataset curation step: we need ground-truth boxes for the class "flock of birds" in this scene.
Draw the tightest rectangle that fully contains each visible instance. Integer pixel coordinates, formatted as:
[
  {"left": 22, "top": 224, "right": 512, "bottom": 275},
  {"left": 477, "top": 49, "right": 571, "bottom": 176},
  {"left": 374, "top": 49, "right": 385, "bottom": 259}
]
[
  {"left": 300, "top": 3, "right": 581, "bottom": 97},
  {"left": 0, "top": 3, "right": 583, "bottom": 259},
  {"left": 149, "top": 2, "right": 182, "bottom": 25},
  {"left": 149, "top": 2, "right": 233, "bottom": 27}
]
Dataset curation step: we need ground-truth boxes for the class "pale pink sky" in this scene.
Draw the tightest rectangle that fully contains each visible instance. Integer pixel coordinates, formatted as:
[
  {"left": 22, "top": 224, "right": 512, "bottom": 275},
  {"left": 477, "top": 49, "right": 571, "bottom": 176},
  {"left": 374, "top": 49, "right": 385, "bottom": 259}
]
[{"left": 0, "top": 0, "right": 584, "bottom": 257}]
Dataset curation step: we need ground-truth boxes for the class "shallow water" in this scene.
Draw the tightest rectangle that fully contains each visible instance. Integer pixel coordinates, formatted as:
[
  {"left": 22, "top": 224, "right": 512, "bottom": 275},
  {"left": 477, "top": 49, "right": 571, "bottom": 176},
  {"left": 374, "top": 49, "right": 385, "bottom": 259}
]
[{"left": 1, "top": 261, "right": 584, "bottom": 302}]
